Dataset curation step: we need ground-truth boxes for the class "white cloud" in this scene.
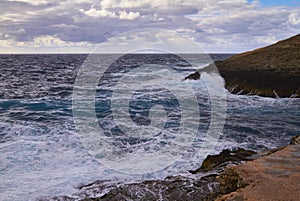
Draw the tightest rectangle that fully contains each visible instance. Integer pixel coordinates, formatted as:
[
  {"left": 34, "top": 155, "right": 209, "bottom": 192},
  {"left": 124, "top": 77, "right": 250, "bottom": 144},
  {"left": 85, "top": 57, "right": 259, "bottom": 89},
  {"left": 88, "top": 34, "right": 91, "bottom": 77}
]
[
  {"left": 1, "top": 0, "right": 300, "bottom": 53},
  {"left": 97, "top": 29, "right": 203, "bottom": 53},
  {"left": 255, "top": 35, "right": 277, "bottom": 44},
  {"left": 288, "top": 13, "right": 300, "bottom": 25},
  {"left": 80, "top": 8, "right": 117, "bottom": 18},
  {"left": 0, "top": 35, "right": 94, "bottom": 53},
  {"left": 33, "top": 35, "right": 66, "bottom": 46},
  {"left": 80, "top": 7, "right": 140, "bottom": 20},
  {"left": 119, "top": 10, "right": 140, "bottom": 20},
  {"left": 0, "top": 35, "right": 90, "bottom": 47},
  {"left": 6, "top": 0, "right": 51, "bottom": 5},
  {"left": 99, "top": 0, "right": 186, "bottom": 9}
]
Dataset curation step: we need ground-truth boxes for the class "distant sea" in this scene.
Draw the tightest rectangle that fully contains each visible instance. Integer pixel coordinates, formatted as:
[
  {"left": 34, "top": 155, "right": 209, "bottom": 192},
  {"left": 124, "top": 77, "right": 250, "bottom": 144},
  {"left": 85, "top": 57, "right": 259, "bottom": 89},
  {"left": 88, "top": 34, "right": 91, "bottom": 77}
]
[{"left": 0, "top": 54, "right": 299, "bottom": 200}]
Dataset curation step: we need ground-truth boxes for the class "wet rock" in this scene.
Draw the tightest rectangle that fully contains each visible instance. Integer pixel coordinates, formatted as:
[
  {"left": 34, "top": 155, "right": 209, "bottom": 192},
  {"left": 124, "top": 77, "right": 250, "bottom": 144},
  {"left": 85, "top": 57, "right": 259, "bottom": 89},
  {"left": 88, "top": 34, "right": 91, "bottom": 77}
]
[
  {"left": 46, "top": 148, "right": 257, "bottom": 201},
  {"left": 290, "top": 135, "right": 300, "bottom": 145},
  {"left": 48, "top": 175, "right": 221, "bottom": 201},
  {"left": 183, "top": 71, "right": 200, "bottom": 80},
  {"left": 101, "top": 174, "right": 222, "bottom": 201},
  {"left": 48, "top": 144, "right": 300, "bottom": 201},
  {"left": 189, "top": 148, "right": 256, "bottom": 173}
]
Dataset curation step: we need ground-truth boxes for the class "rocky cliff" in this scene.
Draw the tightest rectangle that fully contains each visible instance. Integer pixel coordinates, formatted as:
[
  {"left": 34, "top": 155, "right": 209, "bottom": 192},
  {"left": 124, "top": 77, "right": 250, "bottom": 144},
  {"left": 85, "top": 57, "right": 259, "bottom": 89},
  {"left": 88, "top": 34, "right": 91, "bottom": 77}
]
[{"left": 185, "top": 34, "right": 300, "bottom": 98}]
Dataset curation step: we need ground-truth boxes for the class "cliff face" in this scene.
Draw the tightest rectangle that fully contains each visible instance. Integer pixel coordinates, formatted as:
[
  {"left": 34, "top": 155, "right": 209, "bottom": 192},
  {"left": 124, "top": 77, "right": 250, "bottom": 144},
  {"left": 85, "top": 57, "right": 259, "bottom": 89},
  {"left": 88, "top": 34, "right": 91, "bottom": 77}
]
[{"left": 185, "top": 34, "right": 300, "bottom": 97}]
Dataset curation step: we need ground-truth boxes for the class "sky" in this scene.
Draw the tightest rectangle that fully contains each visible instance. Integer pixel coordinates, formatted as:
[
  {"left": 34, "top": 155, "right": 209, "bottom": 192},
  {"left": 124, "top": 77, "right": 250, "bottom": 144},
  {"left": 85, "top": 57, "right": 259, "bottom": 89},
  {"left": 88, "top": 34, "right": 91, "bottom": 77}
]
[{"left": 0, "top": 0, "right": 299, "bottom": 53}]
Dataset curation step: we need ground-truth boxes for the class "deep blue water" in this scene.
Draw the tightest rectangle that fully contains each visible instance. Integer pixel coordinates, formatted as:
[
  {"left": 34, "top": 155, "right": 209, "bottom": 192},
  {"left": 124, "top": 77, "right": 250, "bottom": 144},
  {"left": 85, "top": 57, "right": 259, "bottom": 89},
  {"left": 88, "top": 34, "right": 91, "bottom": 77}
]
[{"left": 0, "top": 54, "right": 299, "bottom": 200}]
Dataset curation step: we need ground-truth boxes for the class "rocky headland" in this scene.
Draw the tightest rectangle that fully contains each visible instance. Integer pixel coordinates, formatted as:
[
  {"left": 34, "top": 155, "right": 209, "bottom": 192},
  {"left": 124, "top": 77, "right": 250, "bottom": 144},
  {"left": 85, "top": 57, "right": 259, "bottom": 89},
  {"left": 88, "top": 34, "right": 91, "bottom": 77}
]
[{"left": 185, "top": 34, "right": 300, "bottom": 98}]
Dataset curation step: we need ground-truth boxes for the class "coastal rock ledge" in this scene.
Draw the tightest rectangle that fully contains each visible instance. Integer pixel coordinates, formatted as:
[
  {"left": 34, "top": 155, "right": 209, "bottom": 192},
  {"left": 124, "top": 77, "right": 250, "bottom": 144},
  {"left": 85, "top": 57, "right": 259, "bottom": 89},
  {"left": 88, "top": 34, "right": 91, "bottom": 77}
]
[
  {"left": 216, "top": 136, "right": 300, "bottom": 201},
  {"left": 185, "top": 34, "right": 300, "bottom": 98},
  {"left": 43, "top": 137, "right": 300, "bottom": 201}
]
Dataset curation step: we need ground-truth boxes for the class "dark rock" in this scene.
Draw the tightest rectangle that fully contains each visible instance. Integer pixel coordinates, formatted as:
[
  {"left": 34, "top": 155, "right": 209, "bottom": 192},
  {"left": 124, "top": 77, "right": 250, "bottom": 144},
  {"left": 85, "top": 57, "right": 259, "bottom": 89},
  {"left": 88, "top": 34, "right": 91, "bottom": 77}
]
[
  {"left": 189, "top": 148, "right": 257, "bottom": 173},
  {"left": 67, "top": 175, "right": 221, "bottom": 201},
  {"left": 217, "top": 168, "right": 246, "bottom": 195},
  {"left": 290, "top": 135, "right": 300, "bottom": 145},
  {"left": 38, "top": 195, "right": 75, "bottom": 201},
  {"left": 43, "top": 148, "right": 263, "bottom": 201},
  {"left": 183, "top": 71, "right": 200, "bottom": 80}
]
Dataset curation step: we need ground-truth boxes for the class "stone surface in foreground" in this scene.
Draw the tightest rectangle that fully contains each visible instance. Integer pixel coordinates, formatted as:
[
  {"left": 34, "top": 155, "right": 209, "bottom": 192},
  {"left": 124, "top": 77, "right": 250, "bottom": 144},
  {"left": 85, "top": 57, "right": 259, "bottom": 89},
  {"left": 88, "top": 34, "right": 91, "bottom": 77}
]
[{"left": 217, "top": 140, "right": 300, "bottom": 201}]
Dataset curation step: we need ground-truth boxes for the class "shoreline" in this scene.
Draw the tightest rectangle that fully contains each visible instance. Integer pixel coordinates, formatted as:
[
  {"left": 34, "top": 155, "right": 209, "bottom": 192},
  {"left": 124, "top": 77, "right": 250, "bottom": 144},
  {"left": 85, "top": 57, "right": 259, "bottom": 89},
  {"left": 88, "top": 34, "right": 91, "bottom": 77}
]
[
  {"left": 216, "top": 136, "right": 300, "bottom": 201},
  {"left": 46, "top": 136, "right": 300, "bottom": 201}
]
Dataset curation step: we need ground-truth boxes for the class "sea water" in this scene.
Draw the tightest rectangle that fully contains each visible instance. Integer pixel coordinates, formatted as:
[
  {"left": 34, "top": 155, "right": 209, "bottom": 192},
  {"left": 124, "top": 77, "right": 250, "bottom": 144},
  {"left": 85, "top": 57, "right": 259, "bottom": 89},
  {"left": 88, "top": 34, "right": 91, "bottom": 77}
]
[{"left": 0, "top": 54, "right": 299, "bottom": 200}]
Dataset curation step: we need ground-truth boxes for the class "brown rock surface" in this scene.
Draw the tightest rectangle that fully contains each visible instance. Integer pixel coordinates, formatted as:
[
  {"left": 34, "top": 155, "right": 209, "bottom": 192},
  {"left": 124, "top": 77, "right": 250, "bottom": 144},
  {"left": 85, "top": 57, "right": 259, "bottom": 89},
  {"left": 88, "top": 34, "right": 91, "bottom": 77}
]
[{"left": 216, "top": 138, "right": 300, "bottom": 201}]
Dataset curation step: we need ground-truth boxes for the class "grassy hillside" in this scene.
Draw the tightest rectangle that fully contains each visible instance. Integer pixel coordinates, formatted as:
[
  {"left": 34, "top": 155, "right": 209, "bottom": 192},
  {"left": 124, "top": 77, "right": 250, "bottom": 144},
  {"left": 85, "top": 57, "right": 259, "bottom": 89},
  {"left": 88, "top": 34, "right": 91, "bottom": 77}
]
[
  {"left": 217, "top": 34, "right": 300, "bottom": 97},
  {"left": 185, "top": 34, "right": 300, "bottom": 97}
]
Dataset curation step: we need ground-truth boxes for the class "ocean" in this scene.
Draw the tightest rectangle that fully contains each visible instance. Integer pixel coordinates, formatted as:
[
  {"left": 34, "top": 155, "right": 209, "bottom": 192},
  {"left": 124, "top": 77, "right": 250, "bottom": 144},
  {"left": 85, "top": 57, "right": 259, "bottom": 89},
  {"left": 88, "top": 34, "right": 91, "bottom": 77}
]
[{"left": 0, "top": 54, "right": 299, "bottom": 200}]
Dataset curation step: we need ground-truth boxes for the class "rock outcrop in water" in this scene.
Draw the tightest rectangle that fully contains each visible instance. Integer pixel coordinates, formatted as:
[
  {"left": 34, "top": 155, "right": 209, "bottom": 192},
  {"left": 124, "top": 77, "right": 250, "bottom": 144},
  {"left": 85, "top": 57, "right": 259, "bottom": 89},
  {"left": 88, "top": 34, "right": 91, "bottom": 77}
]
[
  {"left": 189, "top": 148, "right": 256, "bottom": 173},
  {"left": 184, "top": 34, "right": 300, "bottom": 98},
  {"left": 45, "top": 137, "right": 300, "bottom": 201},
  {"left": 44, "top": 149, "right": 257, "bottom": 201}
]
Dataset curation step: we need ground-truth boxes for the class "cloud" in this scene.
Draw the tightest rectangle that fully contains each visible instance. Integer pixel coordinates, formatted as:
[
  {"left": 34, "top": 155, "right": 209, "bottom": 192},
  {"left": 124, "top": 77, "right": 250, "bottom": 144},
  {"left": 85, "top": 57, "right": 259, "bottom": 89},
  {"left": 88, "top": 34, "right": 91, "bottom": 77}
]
[
  {"left": 80, "top": 7, "right": 140, "bottom": 20},
  {"left": 6, "top": 0, "right": 52, "bottom": 6},
  {"left": 0, "top": 35, "right": 94, "bottom": 53},
  {"left": 288, "top": 12, "right": 300, "bottom": 25},
  {"left": 0, "top": 0, "right": 299, "bottom": 53},
  {"left": 33, "top": 35, "right": 67, "bottom": 46},
  {"left": 80, "top": 8, "right": 117, "bottom": 18},
  {"left": 97, "top": 29, "right": 203, "bottom": 53},
  {"left": 119, "top": 10, "right": 140, "bottom": 20}
]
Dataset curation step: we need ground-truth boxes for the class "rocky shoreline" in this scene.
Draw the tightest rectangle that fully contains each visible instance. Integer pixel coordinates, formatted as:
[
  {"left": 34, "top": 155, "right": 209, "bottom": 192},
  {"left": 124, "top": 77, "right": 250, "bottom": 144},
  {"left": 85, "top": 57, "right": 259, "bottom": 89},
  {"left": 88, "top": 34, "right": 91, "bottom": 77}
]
[
  {"left": 42, "top": 136, "right": 300, "bottom": 201},
  {"left": 185, "top": 34, "right": 300, "bottom": 98},
  {"left": 216, "top": 135, "right": 300, "bottom": 201}
]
